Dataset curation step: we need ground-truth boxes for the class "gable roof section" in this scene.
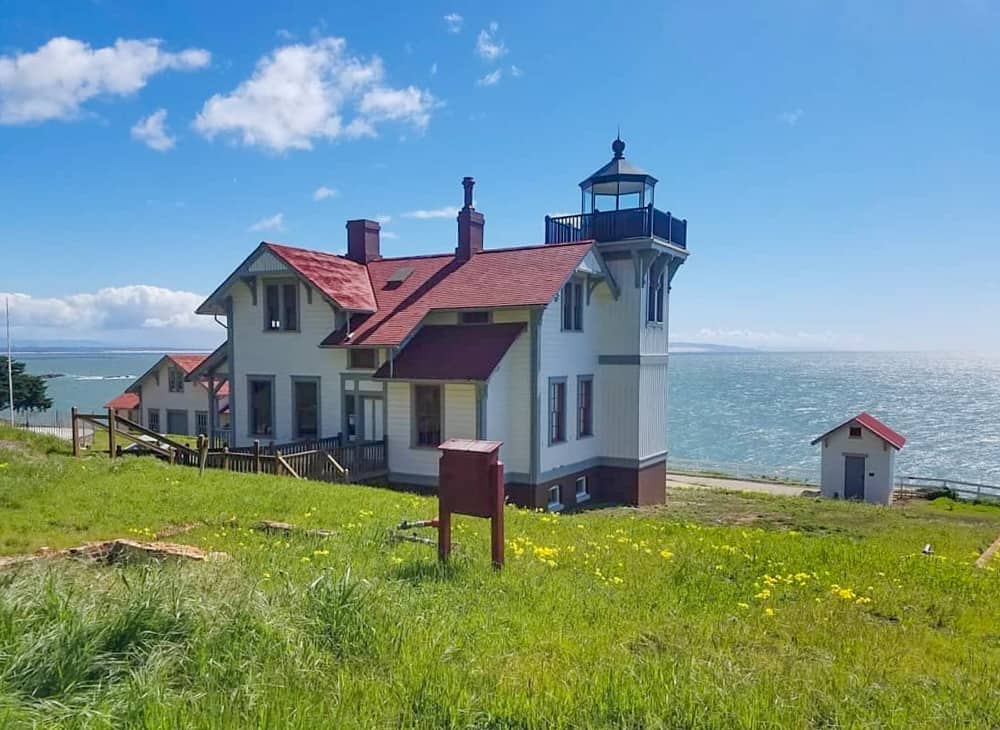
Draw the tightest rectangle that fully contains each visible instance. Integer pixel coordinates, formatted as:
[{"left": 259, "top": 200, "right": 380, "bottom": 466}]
[
  {"left": 105, "top": 392, "right": 139, "bottom": 410},
  {"left": 811, "top": 412, "right": 906, "bottom": 450},
  {"left": 264, "top": 243, "right": 376, "bottom": 312},
  {"left": 126, "top": 353, "right": 215, "bottom": 394},
  {"left": 322, "top": 240, "right": 596, "bottom": 348},
  {"left": 372, "top": 323, "right": 526, "bottom": 381},
  {"left": 196, "top": 242, "right": 376, "bottom": 315}
]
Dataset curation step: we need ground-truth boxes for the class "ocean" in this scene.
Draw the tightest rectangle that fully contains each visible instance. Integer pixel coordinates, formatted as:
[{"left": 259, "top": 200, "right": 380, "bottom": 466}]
[{"left": 8, "top": 350, "right": 1000, "bottom": 485}]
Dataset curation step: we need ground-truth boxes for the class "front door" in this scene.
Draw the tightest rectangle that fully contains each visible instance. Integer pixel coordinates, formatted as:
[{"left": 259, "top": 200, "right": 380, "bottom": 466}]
[
  {"left": 844, "top": 455, "right": 866, "bottom": 500},
  {"left": 166, "top": 409, "right": 188, "bottom": 436},
  {"left": 362, "top": 397, "right": 384, "bottom": 441}
]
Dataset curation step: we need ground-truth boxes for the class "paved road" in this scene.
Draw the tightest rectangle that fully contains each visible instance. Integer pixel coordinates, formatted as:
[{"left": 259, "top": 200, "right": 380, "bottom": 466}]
[{"left": 667, "top": 473, "right": 820, "bottom": 498}]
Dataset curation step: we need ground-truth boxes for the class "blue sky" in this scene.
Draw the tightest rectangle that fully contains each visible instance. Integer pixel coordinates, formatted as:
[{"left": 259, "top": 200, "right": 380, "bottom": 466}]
[{"left": 1, "top": 0, "right": 998, "bottom": 351}]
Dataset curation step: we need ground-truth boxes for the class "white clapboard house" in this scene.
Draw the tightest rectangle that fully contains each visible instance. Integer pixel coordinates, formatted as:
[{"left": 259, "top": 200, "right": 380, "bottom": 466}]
[
  {"left": 193, "top": 139, "right": 688, "bottom": 509},
  {"left": 106, "top": 353, "right": 230, "bottom": 438}
]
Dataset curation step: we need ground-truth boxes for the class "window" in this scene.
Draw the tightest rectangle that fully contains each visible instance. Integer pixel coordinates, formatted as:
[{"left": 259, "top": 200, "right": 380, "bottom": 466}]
[
  {"left": 167, "top": 367, "right": 185, "bottom": 393},
  {"left": 459, "top": 310, "right": 491, "bottom": 325},
  {"left": 195, "top": 411, "right": 208, "bottom": 436},
  {"left": 147, "top": 409, "right": 161, "bottom": 433},
  {"left": 575, "top": 476, "right": 590, "bottom": 502},
  {"left": 849, "top": 426, "right": 863, "bottom": 439},
  {"left": 647, "top": 268, "right": 665, "bottom": 323},
  {"left": 264, "top": 282, "right": 298, "bottom": 331},
  {"left": 549, "top": 378, "right": 566, "bottom": 444},
  {"left": 293, "top": 378, "right": 319, "bottom": 439},
  {"left": 577, "top": 376, "right": 593, "bottom": 438},
  {"left": 413, "top": 385, "right": 442, "bottom": 447},
  {"left": 561, "top": 280, "right": 583, "bottom": 331},
  {"left": 547, "top": 484, "right": 563, "bottom": 510},
  {"left": 348, "top": 348, "right": 377, "bottom": 369},
  {"left": 248, "top": 378, "right": 274, "bottom": 436}
]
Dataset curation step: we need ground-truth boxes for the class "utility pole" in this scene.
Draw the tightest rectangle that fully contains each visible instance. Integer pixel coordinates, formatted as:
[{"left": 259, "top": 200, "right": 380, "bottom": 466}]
[{"left": 5, "top": 298, "right": 13, "bottom": 427}]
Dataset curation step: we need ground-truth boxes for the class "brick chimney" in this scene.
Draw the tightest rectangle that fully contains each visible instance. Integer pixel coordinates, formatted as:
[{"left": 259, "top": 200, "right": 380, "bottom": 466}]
[
  {"left": 346, "top": 219, "right": 381, "bottom": 264},
  {"left": 455, "top": 177, "right": 484, "bottom": 261}
]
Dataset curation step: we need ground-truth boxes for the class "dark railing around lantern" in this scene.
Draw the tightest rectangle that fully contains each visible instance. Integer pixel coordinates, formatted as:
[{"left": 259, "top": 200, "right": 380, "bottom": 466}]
[{"left": 544, "top": 205, "right": 687, "bottom": 248}]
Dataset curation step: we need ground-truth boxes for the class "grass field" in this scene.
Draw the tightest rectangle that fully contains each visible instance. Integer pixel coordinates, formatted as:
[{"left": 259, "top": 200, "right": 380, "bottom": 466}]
[{"left": 2, "top": 426, "right": 1000, "bottom": 728}]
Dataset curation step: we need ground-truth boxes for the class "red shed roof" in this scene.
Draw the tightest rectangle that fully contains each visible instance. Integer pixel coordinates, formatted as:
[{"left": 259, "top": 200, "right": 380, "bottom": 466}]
[
  {"left": 322, "top": 241, "right": 594, "bottom": 347},
  {"left": 811, "top": 412, "right": 906, "bottom": 450},
  {"left": 372, "top": 323, "right": 526, "bottom": 381},
  {"left": 165, "top": 353, "right": 210, "bottom": 374},
  {"left": 264, "top": 242, "right": 376, "bottom": 312},
  {"left": 105, "top": 392, "right": 139, "bottom": 410}
]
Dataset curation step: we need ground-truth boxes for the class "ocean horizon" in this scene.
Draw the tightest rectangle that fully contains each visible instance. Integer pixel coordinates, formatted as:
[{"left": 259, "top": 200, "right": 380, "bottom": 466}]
[{"left": 7, "top": 349, "right": 999, "bottom": 486}]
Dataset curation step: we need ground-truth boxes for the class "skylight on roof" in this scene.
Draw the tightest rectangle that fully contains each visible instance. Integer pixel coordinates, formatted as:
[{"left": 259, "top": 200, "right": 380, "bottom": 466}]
[{"left": 387, "top": 267, "right": 415, "bottom": 284}]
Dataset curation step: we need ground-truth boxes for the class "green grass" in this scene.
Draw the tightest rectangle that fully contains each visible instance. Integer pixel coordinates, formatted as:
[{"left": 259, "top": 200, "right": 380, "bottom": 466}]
[{"left": 2, "top": 426, "right": 1000, "bottom": 728}]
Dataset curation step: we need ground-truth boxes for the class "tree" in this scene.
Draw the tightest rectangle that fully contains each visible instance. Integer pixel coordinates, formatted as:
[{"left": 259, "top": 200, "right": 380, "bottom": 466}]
[{"left": 0, "top": 356, "right": 53, "bottom": 421}]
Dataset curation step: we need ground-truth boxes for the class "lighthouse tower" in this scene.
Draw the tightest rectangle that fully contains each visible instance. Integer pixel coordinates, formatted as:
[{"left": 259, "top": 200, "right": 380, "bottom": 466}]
[{"left": 545, "top": 138, "right": 689, "bottom": 504}]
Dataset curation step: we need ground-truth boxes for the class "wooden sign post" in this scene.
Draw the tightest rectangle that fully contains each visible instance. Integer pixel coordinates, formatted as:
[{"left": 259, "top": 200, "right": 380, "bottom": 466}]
[{"left": 437, "top": 439, "right": 505, "bottom": 569}]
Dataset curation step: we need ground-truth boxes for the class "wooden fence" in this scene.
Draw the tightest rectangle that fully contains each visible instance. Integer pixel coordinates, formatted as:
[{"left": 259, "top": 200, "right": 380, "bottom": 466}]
[
  {"left": 895, "top": 476, "right": 1000, "bottom": 502},
  {"left": 69, "top": 408, "right": 386, "bottom": 485}
]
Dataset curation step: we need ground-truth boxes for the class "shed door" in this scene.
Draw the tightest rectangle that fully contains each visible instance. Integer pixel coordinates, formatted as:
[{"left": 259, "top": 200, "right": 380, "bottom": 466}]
[{"left": 844, "top": 455, "right": 866, "bottom": 500}]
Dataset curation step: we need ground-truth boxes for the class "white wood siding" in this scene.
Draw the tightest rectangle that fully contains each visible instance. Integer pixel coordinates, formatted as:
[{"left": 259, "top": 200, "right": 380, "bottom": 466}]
[
  {"left": 139, "top": 360, "right": 214, "bottom": 435},
  {"left": 638, "top": 362, "right": 668, "bottom": 459},
  {"left": 230, "top": 278, "right": 344, "bottom": 446},
  {"left": 386, "top": 382, "right": 477, "bottom": 480},
  {"left": 537, "top": 284, "right": 603, "bottom": 474},
  {"left": 596, "top": 363, "right": 639, "bottom": 461}
]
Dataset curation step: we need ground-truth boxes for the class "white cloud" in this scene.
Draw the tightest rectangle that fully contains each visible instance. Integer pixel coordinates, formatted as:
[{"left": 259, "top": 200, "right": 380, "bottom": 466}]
[
  {"left": 476, "top": 69, "right": 502, "bottom": 87},
  {"left": 312, "top": 185, "right": 338, "bottom": 201},
  {"left": 248, "top": 212, "right": 284, "bottom": 232},
  {"left": 402, "top": 206, "right": 459, "bottom": 219},
  {"left": 430, "top": 62, "right": 438, "bottom": 75},
  {"left": 193, "top": 37, "right": 436, "bottom": 152},
  {"left": 375, "top": 214, "right": 392, "bottom": 224},
  {"left": 476, "top": 22, "right": 507, "bottom": 61},
  {"left": 778, "top": 108, "right": 803, "bottom": 126},
  {"left": 444, "top": 13, "right": 463, "bottom": 33},
  {"left": 1, "top": 287, "right": 216, "bottom": 332},
  {"left": 131, "top": 108, "right": 175, "bottom": 151},
  {"left": 673, "top": 327, "right": 862, "bottom": 350},
  {"left": 510, "top": 64, "right": 523, "bottom": 78},
  {"left": 0, "top": 37, "right": 210, "bottom": 124},
  {"left": 381, "top": 231, "right": 399, "bottom": 239}
]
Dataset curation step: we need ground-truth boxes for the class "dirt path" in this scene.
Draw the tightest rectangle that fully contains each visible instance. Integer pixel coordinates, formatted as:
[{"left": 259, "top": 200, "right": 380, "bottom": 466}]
[{"left": 667, "top": 473, "right": 819, "bottom": 498}]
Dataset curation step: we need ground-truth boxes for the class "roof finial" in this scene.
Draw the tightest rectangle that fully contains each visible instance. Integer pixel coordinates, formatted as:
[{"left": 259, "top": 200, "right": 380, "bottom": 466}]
[{"left": 612, "top": 129, "right": 625, "bottom": 159}]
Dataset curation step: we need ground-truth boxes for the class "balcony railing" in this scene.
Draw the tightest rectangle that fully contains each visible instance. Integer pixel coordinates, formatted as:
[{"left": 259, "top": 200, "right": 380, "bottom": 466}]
[{"left": 545, "top": 205, "right": 687, "bottom": 248}]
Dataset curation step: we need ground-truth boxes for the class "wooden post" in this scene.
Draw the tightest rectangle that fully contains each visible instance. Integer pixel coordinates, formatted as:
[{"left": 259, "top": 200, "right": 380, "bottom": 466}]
[
  {"left": 222, "top": 446, "right": 230, "bottom": 471},
  {"left": 253, "top": 440, "right": 261, "bottom": 474},
  {"left": 71, "top": 407, "right": 80, "bottom": 458},
  {"left": 197, "top": 434, "right": 208, "bottom": 476},
  {"left": 490, "top": 461, "right": 505, "bottom": 569},
  {"left": 107, "top": 408, "right": 116, "bottom": 459},
  {"left": 275, "top": 449, "right": 284, "bottom": 477},
  {"left": 438, "top": 508, "right": 452, "bottom": 563}
]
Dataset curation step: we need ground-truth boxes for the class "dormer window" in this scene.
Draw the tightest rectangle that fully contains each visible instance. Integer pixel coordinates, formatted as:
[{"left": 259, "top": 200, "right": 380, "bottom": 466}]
[
  {"left": 167, "top": 367, "right": 185, "bottom": 393},
  {"left": 561, "top": 280, "right": 583, "bottom": 331},
  {"left": 264, "top": 281, "right": 298, "bottom": 331},
  {"left": 849, "top": 426, "right": 863, "bottom": 439}
]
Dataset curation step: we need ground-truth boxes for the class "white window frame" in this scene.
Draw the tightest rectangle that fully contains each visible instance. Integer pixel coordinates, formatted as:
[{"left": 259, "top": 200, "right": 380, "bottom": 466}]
[
  {"left": 575, "top": 476, "right": 590, "bottom": 503},
  {"left": 547, "top": 484, "right": 563, "bottom": 511},
  {"left": 167, "top": 367, "right": 185, "bottom": 393},
  {"left": 561, "top": 280, "right": 584, "bottom": 331},
  {"left": 263, "top": 280, "right": 299, "bottom": 332}
]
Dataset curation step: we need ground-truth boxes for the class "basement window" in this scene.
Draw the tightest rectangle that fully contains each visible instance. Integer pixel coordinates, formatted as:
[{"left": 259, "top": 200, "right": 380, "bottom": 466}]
[
  {"left": 849, "top": 426, "right": 863, "bottom": 439},
  {"left": 575, "top": 476, "right": 590, "bottom": 503},
  {"left": 547, "top": 484, "right": 563, "bottom": 511}
]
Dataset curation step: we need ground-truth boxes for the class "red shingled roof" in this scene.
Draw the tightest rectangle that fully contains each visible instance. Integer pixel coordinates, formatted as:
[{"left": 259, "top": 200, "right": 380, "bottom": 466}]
[
  {"left": 321, "top": 241, "right": 595, "bottom": 347},
  {"left": 105, "top": 392, "right": 139, "bottom": 410},
  {"left": 166, "top": 354, "right": 210, "bottom": 374},
  {"left": 811, "top": 412, "right": 906, "bottom": 450},
  {"left": 264, "top": 242, "right": 376, "bottom": 313},
  {"left": 372, "top": 323, "right": 526, "bottom": 381}
]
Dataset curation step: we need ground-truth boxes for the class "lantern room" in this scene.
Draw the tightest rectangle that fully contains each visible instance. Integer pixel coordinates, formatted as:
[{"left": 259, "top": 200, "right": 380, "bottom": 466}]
[{"left": 580, "top": 136, "right": 657, "bottom": 213}]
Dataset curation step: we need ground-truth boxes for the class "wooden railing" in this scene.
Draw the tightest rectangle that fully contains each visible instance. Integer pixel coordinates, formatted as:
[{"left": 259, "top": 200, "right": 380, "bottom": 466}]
[
  {"left": 545, "top": 205, "right": 687, "bottom": 248},
  {"left": 70, "top": 407, "right": 383, "bottom": 485},
  {"left": 896, "top": 476, "right": 1000, "bottom": 501}
]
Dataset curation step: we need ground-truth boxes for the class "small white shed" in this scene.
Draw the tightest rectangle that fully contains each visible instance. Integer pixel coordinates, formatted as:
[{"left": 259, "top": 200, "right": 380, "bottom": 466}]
[{"left": 811, "top": 412, "right": 906, "bottom": 505}]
